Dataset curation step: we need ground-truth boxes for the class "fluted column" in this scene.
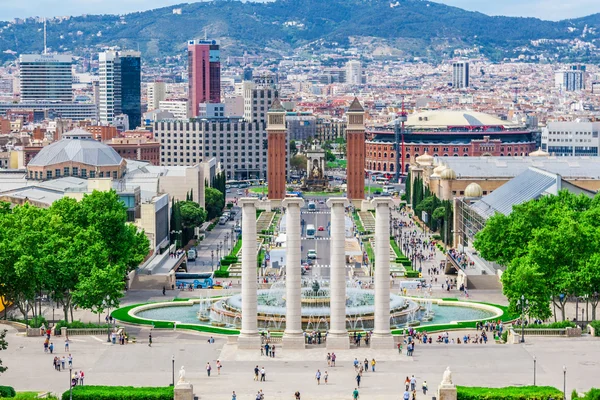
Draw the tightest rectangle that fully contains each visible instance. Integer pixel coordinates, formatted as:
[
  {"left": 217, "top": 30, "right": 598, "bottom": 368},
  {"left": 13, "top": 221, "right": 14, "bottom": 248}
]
[
  {"left": 237, "top": 198, "right": 261, "bottom": 349},
  {"left": 282, "top": 198, "right": 305, "bottom": 348},
  {"left": 370, "top": 198, "right": 395, "bottom": 349},
  {"left": 326, "top": 197, "right": 350, "bottom": 349}
]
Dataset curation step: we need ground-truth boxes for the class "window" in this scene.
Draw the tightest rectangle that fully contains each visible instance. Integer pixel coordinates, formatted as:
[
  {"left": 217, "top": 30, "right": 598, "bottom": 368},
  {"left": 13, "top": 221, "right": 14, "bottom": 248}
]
[
  {"left": 55, "top": 169, "right": 61, "bottom": 177},
  {"left": 81, "top": 169, "right": 87, "bottom": 178},
  {"left": 99, "top": 171, "right": 104, "bottom": 178},
  {"left": 64, "top": 167, "right": 70, "bottom": 177},
  {"left": 90, "top": 171, "right": 96, "bottom": 178},
  {"left": 46, "top": 170, "right": 52, "bottom": 179},
  {"left": 72, "top": 167, "right": 78, "bottom": 176},
  {"left": 113, "top": 171, "right": 117, "bottom": 179}
]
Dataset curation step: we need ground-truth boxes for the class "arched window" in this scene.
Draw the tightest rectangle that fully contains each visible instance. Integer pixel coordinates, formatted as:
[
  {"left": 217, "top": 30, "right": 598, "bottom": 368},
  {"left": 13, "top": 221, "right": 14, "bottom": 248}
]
[
  {"left": 378, "top": 152, "right": 382, "bottom": 158},
  {"left": 412, "top": 153, "right": 418, "bottom": 159},
  {"left": 383, "top": 163, "right": 387, "bottom": 171},
  {"left": 377, "top": 162, "right": 381, "bottom": 171},
  {"left": 384, "top": 153, "right": 387, "bottom": 159},
  {"left": 443, "top": 154, "right": 448, "bottom": 157},
  {"left": 507, "top": 153, "right": 511, "bottom": 157},
  {"left": 500, "top": 153, "right": 504, "bottom": 157},
  {"left": 433, "top": 154, "right": 438, "bottom": 157},
  {"left": 463, "top": 154, "right": 468, "bottom": 157},
  {"left": 453, "top": 154, "right": 459, "bottom": 157},
  {"left": 390, "top": 163, "right": 394, "bottom": 172},
  {"left": 390, "top": 153, "right": 394, "bottom": 159}
]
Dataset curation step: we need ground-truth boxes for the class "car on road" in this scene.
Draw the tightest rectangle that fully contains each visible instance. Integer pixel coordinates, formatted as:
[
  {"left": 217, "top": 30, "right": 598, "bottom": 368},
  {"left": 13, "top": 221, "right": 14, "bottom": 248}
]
[
  {"left": 237, "top": 190, "right": 244, "bottom": 195},
  {"left": 302, "top": 262, "right": 311, "bottom": 270},
  {"left": 318, "top": 200, "right": 325, "bottom": 205},
  {"left": 318, "top": 226, "right": 325, "bottom": 231},
  {"left": 307, "top": 249, "right": 317, "bottom": 259}
]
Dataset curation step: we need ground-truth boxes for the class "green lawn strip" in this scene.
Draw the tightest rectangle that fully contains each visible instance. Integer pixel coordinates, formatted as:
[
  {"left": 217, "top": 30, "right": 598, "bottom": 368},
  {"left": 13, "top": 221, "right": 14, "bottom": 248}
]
[
  {"left": 364, "top": 241, "right": 374, "bottom": 264},
  {"left": 390, "top": 238, "right": 401, "bottom": 258},
  {"left": 111, "top": 301, "right": 240, "bottom": 335},
  {"left": 352, "top": 211, "right": 365, "bottom": 232}
]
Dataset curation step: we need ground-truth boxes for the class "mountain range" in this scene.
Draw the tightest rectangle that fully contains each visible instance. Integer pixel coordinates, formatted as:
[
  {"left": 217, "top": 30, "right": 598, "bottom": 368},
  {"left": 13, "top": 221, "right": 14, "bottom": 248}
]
[{"left": 1, "top": 0, "right": 599, "bottom": 64}]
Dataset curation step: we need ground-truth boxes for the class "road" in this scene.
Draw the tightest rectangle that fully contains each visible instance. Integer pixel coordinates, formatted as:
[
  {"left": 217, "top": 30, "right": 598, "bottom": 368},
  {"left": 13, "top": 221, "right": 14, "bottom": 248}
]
[{"left": 300, "top": 199, "right": 332, "bottom": 279}]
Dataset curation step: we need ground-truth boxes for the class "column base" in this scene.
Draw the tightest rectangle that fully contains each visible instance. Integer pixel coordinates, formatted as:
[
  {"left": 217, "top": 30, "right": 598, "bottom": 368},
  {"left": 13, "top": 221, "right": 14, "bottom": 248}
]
[
  {"left": 370, "top": 333, "right": 395, "bottom": 350},
  {"left": 438, "top": 385, "right": 457, "bottom": 400},
  {"left": 174, "top": 382, "right": 194, "bottom": 400},
  {"left": 237, "top": 333, "right": 262, "bottom": 350},
  {"left": 327, "top": 333, "right": 350, "bottom": 350},
  {"left": 282, "top": 332, "right": 306, "bottom": 349}
]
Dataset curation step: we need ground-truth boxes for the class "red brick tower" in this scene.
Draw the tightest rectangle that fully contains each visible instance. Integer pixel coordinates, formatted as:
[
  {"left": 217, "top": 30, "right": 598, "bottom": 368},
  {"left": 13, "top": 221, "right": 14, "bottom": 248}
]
[
  {"left": 267, "top": 98, "right": 287, "bottom": 201},
  {"left": 346, "top": 97, "right": 365, "bottom": 206}
]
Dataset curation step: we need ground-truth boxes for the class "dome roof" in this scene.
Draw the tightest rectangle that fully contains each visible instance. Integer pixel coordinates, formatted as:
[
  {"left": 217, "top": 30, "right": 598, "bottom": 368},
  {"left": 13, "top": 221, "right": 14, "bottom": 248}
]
[
  {"left": 432, "top": 164, "right": 446, "bottom": 177},
  {"left": 465, "top": 182, "right": 483, "bottom": 198},
  {"left": 529, "top": 148, "right": 550, "bottom": 157},
  {"left": 440, "top": 167, "right": 457, "bottom": 180},
  {"left": 390, "top": 110, "right": 522, "bottom": 130},
  {"left": 29, "top": 133, "right": 123, "bottom": 168},
  {"left": 416, "top": 152, "right": 434, "bottom": 166}
]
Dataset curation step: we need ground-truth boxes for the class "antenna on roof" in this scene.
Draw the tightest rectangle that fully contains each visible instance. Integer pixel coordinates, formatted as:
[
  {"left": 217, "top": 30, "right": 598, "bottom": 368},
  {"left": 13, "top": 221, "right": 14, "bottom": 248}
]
[{"left": 43, "top": 18, "right": 47, "bottom": 54}]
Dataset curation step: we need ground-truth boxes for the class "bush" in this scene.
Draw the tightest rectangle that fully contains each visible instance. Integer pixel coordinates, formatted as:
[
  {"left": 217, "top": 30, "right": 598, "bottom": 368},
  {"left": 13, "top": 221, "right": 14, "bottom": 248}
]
[
  {"left": 589, "top": 320, "right": 600, "bottom": 336},
  {"left": 525, "top": 321, "right": 576, "bottom": 329},
  {"left": 214, "top": 270, "right": 230, "bottom": 278},
  {"left": 0, "top": 386, "right": 16, "bottom": 397},
  {"left": 405, "top": 271, "right": 420, "bottom": 278},
  {"left": 62, "top": 386, "right": 174, "bottom": 400},
  {"left": 27, "top": 316, "right": 47, "bottom": 329},
  {"left": 457, "top": 385, "right": 564, "bottom": 400},
  {"left": 501, "top": 331, "right": 508, "bottom": 343},
  {"left": 573, "top": 388, "right": 600, "bottom": 400},
  {"left": 432, "top": 234, "right": 442, "bottom": 240}
]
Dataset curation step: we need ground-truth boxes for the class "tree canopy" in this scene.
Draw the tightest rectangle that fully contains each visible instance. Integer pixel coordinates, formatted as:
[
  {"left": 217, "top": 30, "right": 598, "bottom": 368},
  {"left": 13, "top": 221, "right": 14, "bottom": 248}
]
[
  {"left": 0, "top": 190, "right": 149, "bottom": 323},
  {"left": 474, "top": 190, "right": 600, "bottom": 321},
  {"left": 205, "top": 187, "right": 225, "bottom": 220}
]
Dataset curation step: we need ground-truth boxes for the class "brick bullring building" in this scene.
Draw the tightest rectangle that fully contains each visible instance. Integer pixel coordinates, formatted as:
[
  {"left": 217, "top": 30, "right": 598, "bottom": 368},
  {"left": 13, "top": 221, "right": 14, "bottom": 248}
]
[
  {"left": 365, "top": 110, "right": 537, "bottom": 174},
  {"left": 27, "top": 129, "right": 127, "bottom": 181}
]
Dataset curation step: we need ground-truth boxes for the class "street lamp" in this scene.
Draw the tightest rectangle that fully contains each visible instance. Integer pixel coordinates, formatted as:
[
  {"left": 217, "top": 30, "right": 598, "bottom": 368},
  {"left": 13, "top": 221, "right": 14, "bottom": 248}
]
[
  {"left": 24, "top": 299, "right": 28, "bottom": 328},
  {"left": 211, "top": 250, "right": 214, "bottom": 272},
  {"left": 563, "top": 365, "right": 567, "bottom": 399},
  {"left": 533, "top": 356, "right": 536, "bottom": 386},
  {"left": 171, "top": 355, "right": 175, "bottom": 387}
]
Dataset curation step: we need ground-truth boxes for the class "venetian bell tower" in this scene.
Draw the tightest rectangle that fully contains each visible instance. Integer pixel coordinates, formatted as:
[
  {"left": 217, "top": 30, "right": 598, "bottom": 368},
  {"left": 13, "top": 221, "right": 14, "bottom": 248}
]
[
  {"left": 346, "top": 97, "right": 366, "bottom": 207},
  {"left": 267, "top": 97, "right": 287, "bottom": 202}
]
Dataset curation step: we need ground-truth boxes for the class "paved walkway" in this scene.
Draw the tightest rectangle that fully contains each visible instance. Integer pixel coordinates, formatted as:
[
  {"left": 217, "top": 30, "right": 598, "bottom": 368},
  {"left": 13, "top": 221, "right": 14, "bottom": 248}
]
[{"left": 1, "top": 324, "right": 598, "bottom": 398}]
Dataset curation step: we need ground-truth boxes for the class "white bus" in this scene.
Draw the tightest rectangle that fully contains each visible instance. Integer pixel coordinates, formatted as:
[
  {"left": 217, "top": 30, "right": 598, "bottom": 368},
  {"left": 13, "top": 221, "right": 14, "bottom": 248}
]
[{"left": 306, "top": 224, "right": 316, "bottom": 239}]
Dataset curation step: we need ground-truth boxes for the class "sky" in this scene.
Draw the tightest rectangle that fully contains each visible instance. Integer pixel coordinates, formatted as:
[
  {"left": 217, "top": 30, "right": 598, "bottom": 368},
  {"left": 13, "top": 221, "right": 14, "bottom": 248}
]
[{"left": 1, "top": 0, "right": 599, "bottom": 22}]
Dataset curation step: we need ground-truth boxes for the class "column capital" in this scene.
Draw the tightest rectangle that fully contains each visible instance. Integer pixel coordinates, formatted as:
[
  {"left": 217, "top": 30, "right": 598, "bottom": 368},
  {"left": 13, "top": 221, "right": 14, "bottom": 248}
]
[
  {"left": 326, "top": 197, "right": 349, "bottom": 208},
  {"left": 370, "top": 198, "right": 394, "bottom": 208},
  {"left": 239, "top": 198, "right": 259, "bottom": 208},
  {"left": 282, "top": 198, "right": 305, "bottom": 208}
]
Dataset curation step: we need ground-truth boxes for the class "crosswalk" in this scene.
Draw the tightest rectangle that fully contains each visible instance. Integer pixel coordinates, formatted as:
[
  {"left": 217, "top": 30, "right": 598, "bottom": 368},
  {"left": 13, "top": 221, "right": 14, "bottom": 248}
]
[
  {"left": 301, "top": 211, "right": 331, "bottom": 215},
  {"left": 308, "top": 264, "right": 359, "bottom": 269},
  {"left": 302, "top": 236, "right": 330, "bottom": 240}
]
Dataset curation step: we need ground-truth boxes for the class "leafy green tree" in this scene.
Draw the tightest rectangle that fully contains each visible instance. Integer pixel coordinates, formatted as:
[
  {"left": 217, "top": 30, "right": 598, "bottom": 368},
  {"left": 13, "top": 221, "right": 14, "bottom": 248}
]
[
  {"left": 179, "top": 201, "right": 207, "bottom": 229},
  {"left": 291, "top": 154, "right": 307, "bottom": 172},
  {"left": 325, "top": 150, "right": 336, "bottom": 162},
  {"left": 72, "top": 265, "right": 125, "bottom": 324},
  {"left": 290, "top": 140, "right": 298, "bottom": 156},
  {"left": 205, "top": 187, "right": 225, "bottom": 220},
  {"left": 501, "top": 260, "right": 552, "bottom": 320}
]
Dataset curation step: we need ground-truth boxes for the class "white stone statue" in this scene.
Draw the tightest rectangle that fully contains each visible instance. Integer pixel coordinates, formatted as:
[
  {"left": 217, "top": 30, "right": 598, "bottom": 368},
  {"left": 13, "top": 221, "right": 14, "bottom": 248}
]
[
  {"left": 441, "top": 366, "right": 453, "bottom": 385},
  {"left": 178, "top": 366, "right": 186, "bottom": 383}
]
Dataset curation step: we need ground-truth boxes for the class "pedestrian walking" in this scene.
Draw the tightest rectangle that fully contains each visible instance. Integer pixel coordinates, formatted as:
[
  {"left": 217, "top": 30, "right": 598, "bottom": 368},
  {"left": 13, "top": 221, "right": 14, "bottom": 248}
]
[
  {"left": 206, "top": 362, "right": 212, "bottom": 377},
  {"left": 410, "top": 375, "right": 417, "bottom": 391},
  {"left": 324, "top": 371, "right": 328, "bottom": 384},
  {"left": 353, "top": 388, "right": 360, "bottom": 399},
  {"left": 217, "top": 360, "right": 222, "bottom": 375},
  {"left": 232, "top": 391, "right": 237, "bottom": 400},
  {"left": 61, "top": 356, "right": 65, "bottom": 370},
  {"left": 260, "top": 366, "right": 266, "bottom": 381},
  {"left": 254, "top": 365, "right": 259, "bottom": 381},
  {"left": 294, "top": 391, "right": 301, "bottom": 400},
  {"left": 403, "top": 390, "right": 410, "bottom": 400},
  {"left": 331, "top": 352, "right": 336, "bottom": 367},
  {"left": 64, "top": 337, "right": 69, "bottom": 352},
  {"left": 271, "top": 345, "right": 276, "bottom": 358},
  {"left": 80, "top": 371, "right": 84, "bottom": 385},
  {"left": 363, "top": 358, "right": 368, "bottom": 372},
  {"left": 49, "top": 342, "right": 54, "bottom": 354},
  {"left": 371, "top": 358, "right": 376, "bottom": 372},
  {"left": 356, "top": 373, "right": 361, "bottom": 388},
  {"left": 148, "top": 333, "right": 152, "bottom": 347},
  {"left": 315, "top": 369, "right": 321, "bottom": 385},
  {"left": 422, "top": 380, "right": 428, "bottom": 395},
  {"left": 68, "top": 354, "right": 73, "bottom": 368}
]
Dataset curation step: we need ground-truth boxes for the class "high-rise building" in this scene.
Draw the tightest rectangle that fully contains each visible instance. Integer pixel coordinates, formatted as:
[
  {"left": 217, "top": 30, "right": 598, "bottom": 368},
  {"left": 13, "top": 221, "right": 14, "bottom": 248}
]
[
  {"left": 346, "top": 98, "right": 365, "bottom": 206},
  {"left": 541, "top": 121, "right": 600, "bottom": 156},
  {"left": 555, "top": 65, "right": 586, "bottom": 91},
  {"left": 266, "top": 98, "right": 287, "bottom": 201},
  {"left": 243, "top": 67, "right": 253, "bottom": 82},
  {"left": 188, "top": 39, "right": 221, "bottom": 117},
  {"left": 19, "top": 54, "right": 73, "bottom": 102},
  {"left": 346, "top": 60, "right": 362, "bottom": 86},
  {"left": 243, "top": 75, "right": 277, "bottom": 123},
  {"left": 147, "top": 81, "right": 166, "bottom": 111},
  {"left": 452, "top": 61, "right": 469, "bottom": 89},
  {"left": 99, "top": 50, "right": 141, "bottom": 130}
]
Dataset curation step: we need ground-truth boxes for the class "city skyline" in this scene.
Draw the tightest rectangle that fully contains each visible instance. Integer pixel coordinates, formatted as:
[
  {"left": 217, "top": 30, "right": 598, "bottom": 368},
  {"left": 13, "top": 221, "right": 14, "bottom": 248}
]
[{"left": 2, "top": 0, "right": 600, "bottom": 22}]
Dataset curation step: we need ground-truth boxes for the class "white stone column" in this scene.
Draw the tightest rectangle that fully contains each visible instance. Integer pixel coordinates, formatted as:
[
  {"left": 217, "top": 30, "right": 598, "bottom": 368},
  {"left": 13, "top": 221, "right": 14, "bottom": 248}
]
[
  {"left": 237, "top": 198, "right": 261, "bottom": 349},
  {"left": 326, "top": 197, "right": 350, "bottom": 349},
  {"left": 282, "top": 198, "right": 305, "bottom": 348},
  {"left": 370, "top": 198, "right": 395, "bottom": 349}
]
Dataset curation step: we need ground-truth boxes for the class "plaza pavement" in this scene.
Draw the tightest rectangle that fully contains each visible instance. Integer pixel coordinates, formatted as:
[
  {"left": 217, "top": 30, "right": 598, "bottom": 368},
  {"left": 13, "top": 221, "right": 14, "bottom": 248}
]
[{"left": 1, "top": 323, "right": 598, "bottom": 399}]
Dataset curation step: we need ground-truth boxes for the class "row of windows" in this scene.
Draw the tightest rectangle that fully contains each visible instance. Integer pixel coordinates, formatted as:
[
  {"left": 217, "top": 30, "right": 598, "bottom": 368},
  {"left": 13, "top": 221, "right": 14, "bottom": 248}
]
[
  {"left": 548, "top": 131, "right": 599, "bottom": 137},
  {"left": 157, "top": 132, "right": 267, "bottom": 139},
  {"left": 548, "top": 138, "right": 593, "bottom": 143},
  {"left": 29, "top": 168, "right": 118, "bottom": 180}
]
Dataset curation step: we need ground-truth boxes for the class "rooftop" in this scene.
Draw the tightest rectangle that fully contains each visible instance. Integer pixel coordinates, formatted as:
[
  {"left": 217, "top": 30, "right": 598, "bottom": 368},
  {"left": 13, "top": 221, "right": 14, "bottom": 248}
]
[{"left": 388, "top": 110, "right": 523, "bottom": 130}]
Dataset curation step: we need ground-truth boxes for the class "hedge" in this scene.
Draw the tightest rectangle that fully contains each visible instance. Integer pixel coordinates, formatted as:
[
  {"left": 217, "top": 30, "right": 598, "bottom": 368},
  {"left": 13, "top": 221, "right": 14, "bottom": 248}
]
[
  {"left": 589, "top": 320, "right": 600, "bottom": 336},
  {"left": 573, "top": 388, "right": 600, "bottom": 400},
  {"left": 55, "top": 320, "right": 112, "bottom": 330},
  {"left": 0, "top": 386, "right": 16, "bottom": 398},
  {"left": 524, "top": 321, "right": 576, "bottom": 329},
  {"left": 62, "top": 386, "right": 173, "bottom": 400},
  {"left": 214, "top": 269, "right": 230, "bottom": 278},
  {"left": 457, "top": 385, "right": 564, "bottom": 400},
  {"left": 405, "top": 271, "right": 420, "bottom": 278}
]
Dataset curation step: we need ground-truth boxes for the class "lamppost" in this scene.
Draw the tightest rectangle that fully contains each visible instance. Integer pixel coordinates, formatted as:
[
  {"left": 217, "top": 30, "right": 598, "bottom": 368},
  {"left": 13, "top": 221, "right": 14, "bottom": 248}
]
[
  {"left": 24, "top": 299, "right": 29, "bottom": 328},
  {"left": 563, "top": 365, "right": 567, "bottom": 399},
  {"left": 69, "top": 366, "right": 73, "bottom": 400},
  {"left": 517, "top": 295, "right": 528, "bottom": 343},
  {"left": 170, "top": 230, "right": 182, "bottom": 248},
  {"left": 211, "top": 250, "right": 214, "bottom": 272},
  {"left": 533, "top": 356, "right": 536, "bottom": 386},
  {"left": 171, "top": 355, "right": 175, "bottom": 386},
  {"left": 106, "top": 295, "right": 112, "bottom": 343}
]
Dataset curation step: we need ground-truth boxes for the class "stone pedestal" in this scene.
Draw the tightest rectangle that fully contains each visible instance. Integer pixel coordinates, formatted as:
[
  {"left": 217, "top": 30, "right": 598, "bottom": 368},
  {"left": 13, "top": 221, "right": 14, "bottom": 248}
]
[
  {"left": 370, "top": 198, "right": 394, "bottom": 349},
  {"left": 282, "top": 333, "right": 306, "bottom": 349},
  {"left": 174, "top": 382, "right": 194, "bottom": 400},
  {"left": 438, "top": 385, "right": 457, "bottom": 400},
  {"left": 238, "top": 198, "right": 261, "bottom": 350},
  {"left": 326, "top": 198, "right": 350, "bottom": 350}
]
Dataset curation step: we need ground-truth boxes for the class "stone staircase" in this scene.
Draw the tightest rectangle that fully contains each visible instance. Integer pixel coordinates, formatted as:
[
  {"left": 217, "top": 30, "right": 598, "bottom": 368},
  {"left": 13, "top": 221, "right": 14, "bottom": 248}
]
[
  {"left": 257, "top": 212, "right": 275, "bottom": 232},
  {"left": 358, "top": 211, "right": 376, "bottom": 232}
]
